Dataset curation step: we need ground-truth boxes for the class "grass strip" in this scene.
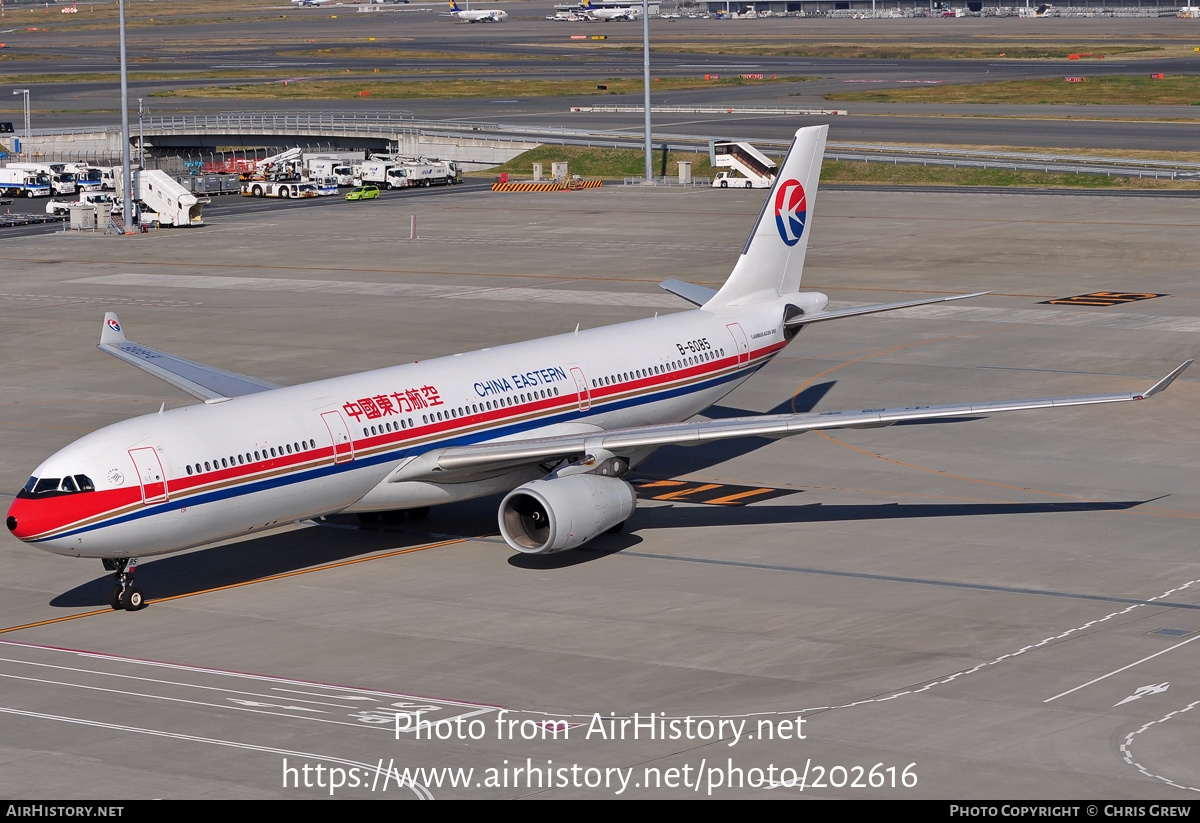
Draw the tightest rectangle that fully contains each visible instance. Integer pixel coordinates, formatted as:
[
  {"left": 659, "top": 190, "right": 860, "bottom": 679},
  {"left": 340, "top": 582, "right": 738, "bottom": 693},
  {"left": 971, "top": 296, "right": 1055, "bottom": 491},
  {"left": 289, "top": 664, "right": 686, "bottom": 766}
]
[{"left": 828, "top": 74, "right": 1200, "bottom": 105}]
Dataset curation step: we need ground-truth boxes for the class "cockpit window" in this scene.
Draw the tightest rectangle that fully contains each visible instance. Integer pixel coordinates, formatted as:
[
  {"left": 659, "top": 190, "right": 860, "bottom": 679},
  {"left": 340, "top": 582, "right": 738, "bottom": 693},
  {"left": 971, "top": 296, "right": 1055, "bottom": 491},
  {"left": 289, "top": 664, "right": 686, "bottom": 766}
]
[
  {"left": 33, "top": 478, "right": 61, "bottom": 494},
  {"left": 17, "top": 474, "right": 96, "bottom": 499}
]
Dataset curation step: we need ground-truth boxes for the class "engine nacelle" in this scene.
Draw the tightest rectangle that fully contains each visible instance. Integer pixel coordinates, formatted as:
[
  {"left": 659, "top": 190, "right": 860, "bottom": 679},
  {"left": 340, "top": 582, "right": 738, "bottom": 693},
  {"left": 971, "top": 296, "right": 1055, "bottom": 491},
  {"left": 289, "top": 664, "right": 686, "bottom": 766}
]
[{"left": 498, "top": 474, "right": 637, "bottom": 554}]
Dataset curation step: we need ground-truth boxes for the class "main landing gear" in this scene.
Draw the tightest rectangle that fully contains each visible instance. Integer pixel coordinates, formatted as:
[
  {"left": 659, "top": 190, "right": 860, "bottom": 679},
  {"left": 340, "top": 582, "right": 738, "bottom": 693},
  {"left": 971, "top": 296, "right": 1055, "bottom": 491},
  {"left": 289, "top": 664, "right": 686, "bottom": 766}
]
[{"left": 102, "top": 557, "right": 145, "bottom": 611}]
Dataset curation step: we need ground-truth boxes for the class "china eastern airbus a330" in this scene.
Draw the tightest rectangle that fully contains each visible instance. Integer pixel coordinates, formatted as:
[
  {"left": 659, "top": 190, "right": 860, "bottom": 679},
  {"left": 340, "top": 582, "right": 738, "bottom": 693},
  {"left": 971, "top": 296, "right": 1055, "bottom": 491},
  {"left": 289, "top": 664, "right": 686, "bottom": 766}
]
[{"left": 6, "top": 126, "right": 1190, "bottom": 611}]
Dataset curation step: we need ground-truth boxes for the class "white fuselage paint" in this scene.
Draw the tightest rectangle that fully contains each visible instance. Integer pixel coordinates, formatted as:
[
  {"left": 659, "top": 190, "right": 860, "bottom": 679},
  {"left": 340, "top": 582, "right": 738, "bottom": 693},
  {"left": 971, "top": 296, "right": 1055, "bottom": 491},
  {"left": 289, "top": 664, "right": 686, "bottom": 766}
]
[{"left": 15, "top": 296, "right": 818, "bottom": 560}]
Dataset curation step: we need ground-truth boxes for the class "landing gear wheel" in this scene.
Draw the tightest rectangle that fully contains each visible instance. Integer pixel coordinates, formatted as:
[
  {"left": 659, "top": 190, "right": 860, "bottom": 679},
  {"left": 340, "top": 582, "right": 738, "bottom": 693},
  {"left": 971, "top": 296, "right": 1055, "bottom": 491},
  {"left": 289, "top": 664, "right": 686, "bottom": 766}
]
[
  {"left": 102, "top": 557, "right": 142, "bottom": 612},
  {"left": 124, "top": 587, "right": 145, "bottom": 611},
  {"left": 407, "top": 506, "right": 430, "bottom": 520}
]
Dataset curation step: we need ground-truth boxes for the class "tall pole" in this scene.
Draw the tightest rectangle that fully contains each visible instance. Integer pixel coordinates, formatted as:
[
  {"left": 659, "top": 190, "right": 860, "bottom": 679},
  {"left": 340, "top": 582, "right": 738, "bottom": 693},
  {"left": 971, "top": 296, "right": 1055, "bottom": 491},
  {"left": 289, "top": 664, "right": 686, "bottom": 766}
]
[
  {"left": 642, "top": 0, "right": 651, "bottom": 182},
  {"left": 138, "top": 98, "right": 144, "bottom": 168},
  {"left": 13, "top": 89, "right": 29, "bottom": 157},
  {"left": 119, "top": 0, "right": 131, "bottom": 231}
]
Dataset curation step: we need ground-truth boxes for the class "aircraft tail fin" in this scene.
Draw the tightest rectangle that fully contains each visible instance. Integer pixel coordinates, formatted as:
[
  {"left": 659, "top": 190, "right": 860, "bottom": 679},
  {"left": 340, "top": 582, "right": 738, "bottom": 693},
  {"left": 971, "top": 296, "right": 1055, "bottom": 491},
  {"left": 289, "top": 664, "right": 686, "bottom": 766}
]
[
  {"left": 100, "top": 312, "right": 126, "bottom": 346},
  {"left": 449, "top": 0, "right": 462, "bottom": 10},
  {"left": 704, "top": 125, "right": 828, "bottom": 309}
]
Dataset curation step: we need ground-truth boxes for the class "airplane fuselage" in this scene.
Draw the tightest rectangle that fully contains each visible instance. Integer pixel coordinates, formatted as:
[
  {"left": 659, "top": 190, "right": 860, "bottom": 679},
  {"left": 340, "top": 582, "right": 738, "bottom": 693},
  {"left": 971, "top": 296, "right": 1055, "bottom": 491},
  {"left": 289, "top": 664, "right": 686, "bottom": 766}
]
[{"left": 6, "top": 295, "right": 817, "bottom": 560}]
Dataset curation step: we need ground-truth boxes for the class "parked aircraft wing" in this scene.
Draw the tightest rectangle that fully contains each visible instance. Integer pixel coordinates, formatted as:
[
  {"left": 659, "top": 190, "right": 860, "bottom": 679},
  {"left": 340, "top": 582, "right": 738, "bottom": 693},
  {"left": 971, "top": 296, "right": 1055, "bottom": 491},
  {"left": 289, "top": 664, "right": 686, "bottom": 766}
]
[
  {"left": 96, "top": 312, "right": 281, "bottom": 402},
  {"left": 389, "top": 361, "right": 1191, "bottom": 482}
]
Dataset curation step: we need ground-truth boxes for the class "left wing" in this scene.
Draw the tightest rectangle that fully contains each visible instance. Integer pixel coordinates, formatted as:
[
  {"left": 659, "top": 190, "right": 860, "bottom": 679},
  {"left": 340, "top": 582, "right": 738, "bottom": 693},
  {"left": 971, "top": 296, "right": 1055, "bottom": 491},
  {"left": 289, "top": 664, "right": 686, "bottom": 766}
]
[
  {"left": 97, "top": 312, "right": 281, "bottom": 403},
  {"left": 390, "top": 361, "right": 1192, "bottom": 482}
]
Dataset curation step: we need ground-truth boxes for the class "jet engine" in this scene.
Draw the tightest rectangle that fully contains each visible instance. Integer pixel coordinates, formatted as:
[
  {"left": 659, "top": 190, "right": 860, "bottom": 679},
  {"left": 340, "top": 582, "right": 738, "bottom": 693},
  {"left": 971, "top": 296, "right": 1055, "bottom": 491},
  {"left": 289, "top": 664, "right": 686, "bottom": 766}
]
[{"left": 498, "top": 474, "right": 637, "bottom": 554}]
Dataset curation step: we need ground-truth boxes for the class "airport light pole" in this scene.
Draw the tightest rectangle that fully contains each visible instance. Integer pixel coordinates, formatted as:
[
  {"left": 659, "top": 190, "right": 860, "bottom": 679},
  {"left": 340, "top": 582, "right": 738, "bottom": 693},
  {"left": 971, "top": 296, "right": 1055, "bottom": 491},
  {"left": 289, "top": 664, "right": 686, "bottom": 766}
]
[
  {"left": 118, "top": 0, "right": 131, "bottom": 231},
  {"left": 12, "top": 89, "right": 29, "bottom": 157},
  {"left": 642, "top": 0, "right": 652, "bottom": 182}
]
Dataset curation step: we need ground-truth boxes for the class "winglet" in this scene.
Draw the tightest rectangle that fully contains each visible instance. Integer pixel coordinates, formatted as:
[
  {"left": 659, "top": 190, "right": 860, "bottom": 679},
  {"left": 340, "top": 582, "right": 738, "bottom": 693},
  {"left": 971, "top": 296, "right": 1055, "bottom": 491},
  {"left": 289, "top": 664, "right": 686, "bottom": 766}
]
[
  {"left": 100, "top": 312, "right": 126, "bottom": 346},
  {"left": 1137, "top": 359, "right": 1192, "bottom": 400}
]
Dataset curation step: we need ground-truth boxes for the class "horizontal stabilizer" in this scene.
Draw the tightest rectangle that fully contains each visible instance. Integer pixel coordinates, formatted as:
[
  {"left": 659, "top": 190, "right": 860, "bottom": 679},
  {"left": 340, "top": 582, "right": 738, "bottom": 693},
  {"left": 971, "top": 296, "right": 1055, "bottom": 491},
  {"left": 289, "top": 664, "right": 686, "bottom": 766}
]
[
  {"left": 97, "top": 312, "right": 280, "bottom": 402},
  {"left": 787, "top": 291, "right": 992, "bottom": 327},
  {"left": 659, "top": 279, "right": 718, "bottom": 307}
]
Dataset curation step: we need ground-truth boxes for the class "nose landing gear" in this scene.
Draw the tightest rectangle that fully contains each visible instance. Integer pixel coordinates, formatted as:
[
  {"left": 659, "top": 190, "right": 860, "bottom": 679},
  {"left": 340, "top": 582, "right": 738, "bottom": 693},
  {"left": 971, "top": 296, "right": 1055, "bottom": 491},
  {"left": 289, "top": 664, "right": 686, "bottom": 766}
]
[{"left": 102, "top": 557, "right": 145, "bottom": 611}]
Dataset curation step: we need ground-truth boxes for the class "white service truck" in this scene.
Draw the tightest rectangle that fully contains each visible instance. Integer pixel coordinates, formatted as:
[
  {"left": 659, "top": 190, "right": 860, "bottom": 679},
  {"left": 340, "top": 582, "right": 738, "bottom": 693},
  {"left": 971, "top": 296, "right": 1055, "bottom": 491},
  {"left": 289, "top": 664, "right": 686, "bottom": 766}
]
[
  {"left": 115, "top": 167, "right": 208, "bottom": 226},
  {"left": 45, "top": 190, "right": 115, "bottom": 215},
  {"left": 356, "top": 159, "right": 402, "bottom": 188},
  {"left": 386, "top": 160, "right": 461, "bottom": 189},
  {"left": 0, "top": 166, "right": 52, "bottom": 198},
  {"left": 62, "top": 163, "right": 104, "bottom": 192},
  {"left": 305, "top": 158, "right": 355, "bottom": 187},
  {"left": 6, "top": 162, "right": 76, "bottom": 195},
  {"left": 709, "top": 140, "right": 777, "bottom": 189}
]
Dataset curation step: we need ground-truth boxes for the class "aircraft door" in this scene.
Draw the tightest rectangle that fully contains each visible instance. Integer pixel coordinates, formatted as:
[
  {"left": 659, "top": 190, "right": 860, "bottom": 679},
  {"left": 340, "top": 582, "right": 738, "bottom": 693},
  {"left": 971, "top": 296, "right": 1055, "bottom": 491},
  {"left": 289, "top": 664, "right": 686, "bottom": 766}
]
[
  {"left": 320, "top": 411, "right": 355, "bottom": 464},
  {"left": 570, "top": 366, "right": 591, "bottom": 411},
  {"left": 128, "top": 447, "right": 168, "bottom": 505},
  {"left": 726, "top": 323, "right": 750, "bottom": 366}
]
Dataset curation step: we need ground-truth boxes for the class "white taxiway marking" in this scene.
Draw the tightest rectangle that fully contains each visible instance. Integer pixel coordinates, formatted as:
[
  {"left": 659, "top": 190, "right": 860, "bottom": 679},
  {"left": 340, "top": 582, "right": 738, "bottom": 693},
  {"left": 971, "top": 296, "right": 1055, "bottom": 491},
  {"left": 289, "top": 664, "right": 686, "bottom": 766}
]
[
  {"left": 1044, "top": 633, "right": 1200, "bottom": 703},
  {"left": 0, "top": 705, "right": 433, "bottom": 799}
]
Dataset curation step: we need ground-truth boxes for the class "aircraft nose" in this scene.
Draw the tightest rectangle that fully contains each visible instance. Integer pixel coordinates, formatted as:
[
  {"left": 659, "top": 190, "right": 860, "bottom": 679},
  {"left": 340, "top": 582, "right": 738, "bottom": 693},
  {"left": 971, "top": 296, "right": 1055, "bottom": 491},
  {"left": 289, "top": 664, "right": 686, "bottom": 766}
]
[{"left": 6, "top": 498, "right": 34, "bottom": 541}]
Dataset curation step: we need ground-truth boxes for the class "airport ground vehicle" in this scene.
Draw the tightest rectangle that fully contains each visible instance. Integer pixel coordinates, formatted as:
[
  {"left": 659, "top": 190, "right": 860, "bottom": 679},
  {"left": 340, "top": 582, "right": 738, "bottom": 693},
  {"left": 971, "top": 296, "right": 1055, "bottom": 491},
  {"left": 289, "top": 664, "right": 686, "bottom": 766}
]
[
  {"left": 6, "top": 162, "right": 76, "bottom": 196},
  {"left": 346, "top": 185, "right": 380, "bottom": 201},
  {"left": 0, "top": 166, "right": 51, "bottom": 198},
  {"left": 45, "top": 191, "right": 115, "bottom": 215},
  {"left": 305, "top": 157, "right": 357, "bottom": 187},
  {"left": 6, "top": 126, "right": 1189, "bottom": 611},
  {"left": 240, "top": 181, "right": 315, "bottom": 199},
  {"left": 63, "top": 163, "right": 104, "bottom": 192},
  {"left": 115, "top": 168, "right": 208, "bottom": 226},
  {"left": 710, "top": 140, "right": 777, "bottom": 188},
  {"left": 356, "top": 159, "right": 402, "bottom": 188},
  {"left": 386, "top": 161, "right": 461, "bottom": 189}
]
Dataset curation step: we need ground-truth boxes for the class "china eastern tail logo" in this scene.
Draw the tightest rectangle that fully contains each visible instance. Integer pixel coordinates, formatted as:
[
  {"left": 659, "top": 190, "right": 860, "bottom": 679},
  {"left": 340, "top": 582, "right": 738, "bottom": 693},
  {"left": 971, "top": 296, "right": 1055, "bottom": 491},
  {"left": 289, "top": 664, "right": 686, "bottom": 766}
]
[
  {"left": 774, "top": 179, "right": 807, "bottom": 247},
  {"left": 106, "top": 319, "right": 121, "bottom": 333}
]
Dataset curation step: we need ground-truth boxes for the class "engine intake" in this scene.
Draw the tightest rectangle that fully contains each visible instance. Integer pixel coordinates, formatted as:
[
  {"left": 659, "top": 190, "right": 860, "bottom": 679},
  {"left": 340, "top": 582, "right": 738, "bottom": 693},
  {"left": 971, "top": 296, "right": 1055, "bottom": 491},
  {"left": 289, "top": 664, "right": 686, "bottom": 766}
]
[{"left": 499, "top": 474, "right": 637, "bottom": 554}]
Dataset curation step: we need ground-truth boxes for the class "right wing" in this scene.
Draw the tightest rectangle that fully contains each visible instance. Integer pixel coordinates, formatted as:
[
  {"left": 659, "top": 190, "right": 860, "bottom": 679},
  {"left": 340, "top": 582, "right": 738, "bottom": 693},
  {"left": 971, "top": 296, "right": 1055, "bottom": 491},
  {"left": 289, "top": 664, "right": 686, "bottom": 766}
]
[
  {"left": 389, "top": 361, "right": 1192, "bottom": 483},
  {"left": 97, "top": 312, "right": 280, "bottom": 403}
]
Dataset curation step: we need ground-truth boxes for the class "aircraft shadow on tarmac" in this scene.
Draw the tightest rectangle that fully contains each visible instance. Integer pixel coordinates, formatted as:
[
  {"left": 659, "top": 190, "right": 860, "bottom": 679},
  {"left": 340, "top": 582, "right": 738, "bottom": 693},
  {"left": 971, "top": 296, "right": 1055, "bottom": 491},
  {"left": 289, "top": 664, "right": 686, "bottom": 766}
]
[
  {"left": 51, "top": 523, "right": 443, "bottom": 609},
  {"left": 508, "top": 497, "right": 1148, "bottom": 570}
]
